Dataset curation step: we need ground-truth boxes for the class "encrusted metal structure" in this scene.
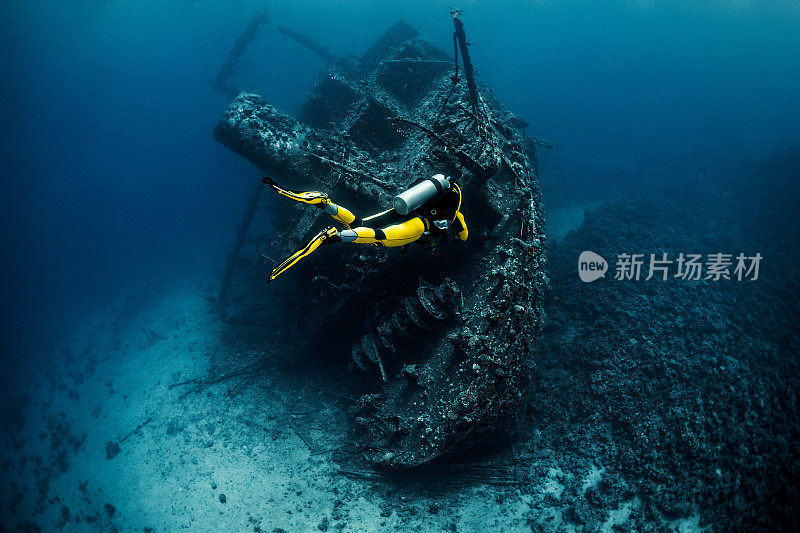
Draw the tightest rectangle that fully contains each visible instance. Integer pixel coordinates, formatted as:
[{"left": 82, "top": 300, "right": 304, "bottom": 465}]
[
  {"left": 213, "top": 13, "right": 547, "bottom": 467},
  {"left": 351, "top": 278, "right": 462, "bottom": 383}
]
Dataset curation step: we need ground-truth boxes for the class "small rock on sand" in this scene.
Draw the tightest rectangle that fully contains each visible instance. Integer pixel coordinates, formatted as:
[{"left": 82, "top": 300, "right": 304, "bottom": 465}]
[{"left": 105, "top": 441, "right": 120, "bottom": 459}]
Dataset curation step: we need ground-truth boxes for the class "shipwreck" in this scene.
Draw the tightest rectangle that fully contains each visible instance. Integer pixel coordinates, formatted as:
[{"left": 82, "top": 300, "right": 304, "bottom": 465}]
[{"left": 212, "top": 11, "right": 547, "bottom": 468}]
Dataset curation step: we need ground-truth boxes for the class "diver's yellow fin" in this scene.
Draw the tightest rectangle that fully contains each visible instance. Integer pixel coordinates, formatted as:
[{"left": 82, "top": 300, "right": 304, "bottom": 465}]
[
  {"left": 262, "top": 176, "right": 330, "bottom": 205},
  {"left": 268, "top": 227, "right": 340, "bottom": 282}
]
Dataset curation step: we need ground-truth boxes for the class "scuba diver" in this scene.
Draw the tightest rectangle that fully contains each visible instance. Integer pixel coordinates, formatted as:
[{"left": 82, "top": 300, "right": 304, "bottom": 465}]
[{"left": 263, "top": 174, "right": 468, "bottom": 282}]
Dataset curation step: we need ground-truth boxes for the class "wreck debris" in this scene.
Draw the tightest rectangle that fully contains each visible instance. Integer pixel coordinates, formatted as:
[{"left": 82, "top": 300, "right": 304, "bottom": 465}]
[
  {"left": 118, "top": 416, "right": 153, "bottom": 443},
  {"left": 360, "top": 20, "right": 420, "bottom": 69},
  {"left": 214, "top": 14, "right": 547, "bottom": 467},
  {"left": 389, "top": 116, "right": 487, "bottom": 178},
  {"left": 104, "top": 441, "right": 120, "bottom": 460},
  {"left": 338, "top": 457, "right": 529, "bottom": 486},
  {"left": 523, "top": 136, "right": 555, "bottom": 179},
  {"left": 451, "top": 10, "right": 480, "bottom": 119},
  {"left": 219, "top": 182, "right": 264, "bottom": 322},
  {"left": 351, "top": 279, "right": 462, "bottom": 382},
  {"left": 211, "top": 11, "right": 270, "bottom": 98},
  {"left": 277, "top": 26, "right": 352, "bottom": 69}
]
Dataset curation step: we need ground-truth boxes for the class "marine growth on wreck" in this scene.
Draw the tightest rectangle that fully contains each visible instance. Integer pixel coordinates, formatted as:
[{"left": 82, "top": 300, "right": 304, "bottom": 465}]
[{"left": 213, "top": 14, "right": 547, "bottom": 467}]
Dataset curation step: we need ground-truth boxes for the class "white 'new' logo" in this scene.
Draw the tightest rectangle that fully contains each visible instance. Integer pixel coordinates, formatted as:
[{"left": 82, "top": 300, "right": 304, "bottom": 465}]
[{"left": 578, "top": 251, "right": 608, "bottom": 282}]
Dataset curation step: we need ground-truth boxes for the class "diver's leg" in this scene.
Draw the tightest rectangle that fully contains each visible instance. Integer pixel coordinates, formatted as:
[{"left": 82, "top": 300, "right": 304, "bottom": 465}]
[
  {"left": 269, "top": 217, "right": 428, "bottom": 281},
  {"left": 339, "top": 216, "right": 428, "bottom": 248},
  {"left": 263, "top": 176, "right": 357, "bottom": 227},
  {"left": 269, "top": 227, "right": 341, "bottom": 282},
  {"left": 320, "top": 202, "right": 357, "bottom": 227},
  {"left": 262, "top": 176, "right": 329, "bottom": 205}
]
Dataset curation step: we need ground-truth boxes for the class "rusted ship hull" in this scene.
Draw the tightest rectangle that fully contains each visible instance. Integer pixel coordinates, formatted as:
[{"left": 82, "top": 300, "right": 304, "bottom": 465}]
[{"left": 214, "top": 16, "right": 546, "bottom": 467}]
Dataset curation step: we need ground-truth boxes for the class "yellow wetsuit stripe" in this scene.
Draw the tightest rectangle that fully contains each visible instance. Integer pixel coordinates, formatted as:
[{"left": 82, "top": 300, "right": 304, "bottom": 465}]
[
  {"left": 351, "top": 217, "right": 426, "bottom": 247},
  {"left": 331, "top": 205, "right": 356, "bottom": 227}
]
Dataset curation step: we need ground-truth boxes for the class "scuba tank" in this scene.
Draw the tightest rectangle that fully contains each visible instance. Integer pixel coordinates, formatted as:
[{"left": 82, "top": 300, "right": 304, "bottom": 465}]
[{"left": 393, "top": 174, "right": 450, "bottom": 215}]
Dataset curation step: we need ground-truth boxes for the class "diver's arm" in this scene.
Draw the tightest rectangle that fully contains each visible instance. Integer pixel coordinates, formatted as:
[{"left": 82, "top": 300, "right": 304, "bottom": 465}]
[{"left": 453, "top": 212, "right": 468, "bottom": 241}]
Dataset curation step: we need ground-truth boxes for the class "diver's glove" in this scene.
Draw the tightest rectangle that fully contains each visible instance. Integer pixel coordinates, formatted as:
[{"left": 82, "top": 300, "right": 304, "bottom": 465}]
[
  {"left": 268, "top": 227, "right": 341, "bottom": 282},
  {"left": 433, "top": 219, "right": 450, "bottom": 231}
]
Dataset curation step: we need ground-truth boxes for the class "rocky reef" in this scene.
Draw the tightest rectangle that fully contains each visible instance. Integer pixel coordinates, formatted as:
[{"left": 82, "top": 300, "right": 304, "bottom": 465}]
[{"left": 519, "top": 177, "right": 800, "bottom": 530}]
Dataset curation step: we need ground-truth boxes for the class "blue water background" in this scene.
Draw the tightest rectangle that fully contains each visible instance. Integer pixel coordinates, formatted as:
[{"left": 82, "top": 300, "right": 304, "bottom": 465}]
[{"left": 2, "top": 0, "right": 799, "bottom": 376}]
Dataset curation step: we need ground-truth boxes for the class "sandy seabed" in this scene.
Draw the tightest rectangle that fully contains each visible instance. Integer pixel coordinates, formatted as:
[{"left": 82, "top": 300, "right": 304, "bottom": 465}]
[{"left": 6, "top": 193, "right": 793, "bottom": 531}]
